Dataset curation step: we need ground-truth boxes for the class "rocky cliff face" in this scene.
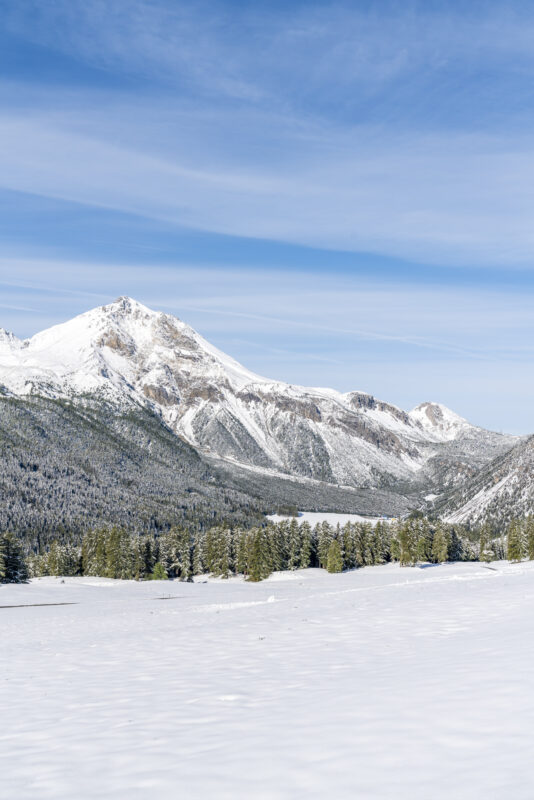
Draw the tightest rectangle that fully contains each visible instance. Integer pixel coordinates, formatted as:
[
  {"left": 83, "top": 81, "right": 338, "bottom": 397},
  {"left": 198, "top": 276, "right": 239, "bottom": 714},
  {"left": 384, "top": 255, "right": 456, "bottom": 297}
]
[{"left": 0, "top": 297, "right": 520, "bottom": 515}]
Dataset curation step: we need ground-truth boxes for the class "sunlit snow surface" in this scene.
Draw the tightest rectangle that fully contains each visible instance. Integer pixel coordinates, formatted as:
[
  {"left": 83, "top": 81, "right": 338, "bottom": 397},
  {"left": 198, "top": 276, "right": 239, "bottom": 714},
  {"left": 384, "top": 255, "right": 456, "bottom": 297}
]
[
  {"left": 267, "top": 511, "right": 389, "bottom": 525},
  {"left": 2, "top": 562, "right": 534, "bottom": 799}
]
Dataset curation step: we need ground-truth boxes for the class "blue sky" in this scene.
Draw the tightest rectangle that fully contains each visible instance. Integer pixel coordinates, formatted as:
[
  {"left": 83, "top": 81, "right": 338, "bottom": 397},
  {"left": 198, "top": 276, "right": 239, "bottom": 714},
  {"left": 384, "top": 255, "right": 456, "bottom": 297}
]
[{"left": 2, "top": 0, "right": 534, "bottom": 432}]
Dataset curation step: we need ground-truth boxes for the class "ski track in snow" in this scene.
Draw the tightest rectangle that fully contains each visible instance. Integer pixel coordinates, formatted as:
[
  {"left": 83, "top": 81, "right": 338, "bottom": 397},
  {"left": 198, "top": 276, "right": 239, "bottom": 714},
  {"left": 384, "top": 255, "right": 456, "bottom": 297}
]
[{"left": 2, "top": 561, "right": 534, "bottom": 799}]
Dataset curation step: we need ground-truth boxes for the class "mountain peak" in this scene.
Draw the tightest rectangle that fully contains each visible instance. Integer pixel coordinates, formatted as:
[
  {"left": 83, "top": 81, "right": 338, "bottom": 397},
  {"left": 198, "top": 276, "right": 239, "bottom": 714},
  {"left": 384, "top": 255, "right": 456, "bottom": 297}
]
[
  {"left": 111, "top": 296, "right": 146, "bottom": 309},
  {"left": 409, "top": 401, "right": 470, "bottom": 440},
  {"left": 0, "top": 328, "right": 23, "bottom": 350},
  {"left": 102, "top": 296, "right": 156, "bottom": 317}
]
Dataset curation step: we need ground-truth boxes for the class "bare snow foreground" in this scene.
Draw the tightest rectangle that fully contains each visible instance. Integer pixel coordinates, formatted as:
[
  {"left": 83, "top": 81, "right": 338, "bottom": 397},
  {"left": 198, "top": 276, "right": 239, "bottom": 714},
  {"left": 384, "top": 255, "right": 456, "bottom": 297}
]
[{"left": 2, "top": 562, "right": 534, "bottom": 799}]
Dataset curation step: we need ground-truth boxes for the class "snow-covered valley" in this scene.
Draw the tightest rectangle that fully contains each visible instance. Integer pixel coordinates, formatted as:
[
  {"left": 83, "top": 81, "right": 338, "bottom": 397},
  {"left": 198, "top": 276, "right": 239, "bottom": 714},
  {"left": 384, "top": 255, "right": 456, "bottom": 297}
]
[
  {"left": 267, "top": 510, "right": 390, "bottom": 525},
  {"left": 2, "top": 561, "right": 534, "bottom": 799}
]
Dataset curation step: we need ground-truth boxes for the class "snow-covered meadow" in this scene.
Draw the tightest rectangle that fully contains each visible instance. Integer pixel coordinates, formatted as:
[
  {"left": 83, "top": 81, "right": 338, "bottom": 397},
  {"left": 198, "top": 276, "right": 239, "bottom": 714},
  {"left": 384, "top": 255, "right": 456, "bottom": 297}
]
[
  {"left": 267, "top": 511, "right": 390, "bottom": 526},
  {"left": 2, "top": 561, "right": 534, "bottom": 799}
]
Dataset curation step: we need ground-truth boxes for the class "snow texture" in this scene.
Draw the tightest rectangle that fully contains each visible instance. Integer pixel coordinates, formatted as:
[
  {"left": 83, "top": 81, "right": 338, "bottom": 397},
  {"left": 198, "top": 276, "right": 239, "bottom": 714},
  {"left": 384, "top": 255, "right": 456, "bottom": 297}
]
[{"left": 2, "top": 561, "right": 534, "bottom": 799}]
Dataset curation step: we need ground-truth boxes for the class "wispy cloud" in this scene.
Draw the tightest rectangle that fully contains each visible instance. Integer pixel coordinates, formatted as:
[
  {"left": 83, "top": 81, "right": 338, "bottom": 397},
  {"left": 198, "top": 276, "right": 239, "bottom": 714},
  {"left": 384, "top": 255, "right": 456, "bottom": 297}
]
[
  {"left": 3, "top": 104, "right": 534, "bottom": 266},
  {"left": 3, "top": 2, "right": 534, "bottom": 265},
  {"left": 7, "top": 1, "right": 534, "bottom": 111},
  {"left": 0, "top": 303, "right": 36, "bottom": 312}
]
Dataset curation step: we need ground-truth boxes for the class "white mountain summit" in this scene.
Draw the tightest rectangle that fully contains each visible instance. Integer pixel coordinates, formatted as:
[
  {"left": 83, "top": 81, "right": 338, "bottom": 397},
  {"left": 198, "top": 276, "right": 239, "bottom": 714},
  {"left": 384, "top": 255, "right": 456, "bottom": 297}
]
[
  {"left": 0, "top": 297, "right": 264, "bottom": 397},
  {"left": 409, "top": 401, "right": 471, "bottom": 441},
  {"left": 0, "top": 297, "right": 517, "bottom": 503}
]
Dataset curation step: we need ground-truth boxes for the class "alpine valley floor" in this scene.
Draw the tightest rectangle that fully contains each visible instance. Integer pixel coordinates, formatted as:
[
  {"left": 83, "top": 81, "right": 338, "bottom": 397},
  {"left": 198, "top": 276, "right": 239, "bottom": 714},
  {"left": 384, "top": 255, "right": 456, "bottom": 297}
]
[{"left": 2, "top": 562, "right": 534, "bottom": 800}]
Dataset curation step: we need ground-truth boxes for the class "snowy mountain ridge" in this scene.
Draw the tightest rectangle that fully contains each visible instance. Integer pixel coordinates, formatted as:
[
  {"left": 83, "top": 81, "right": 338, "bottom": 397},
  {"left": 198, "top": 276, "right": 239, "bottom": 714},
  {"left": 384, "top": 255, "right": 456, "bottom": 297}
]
[
  {"left": 0, "top": 297, "right": 520, "bottom": 514},
  {"left": 0, "top": 296, "right": 473, "bottom": 434}
]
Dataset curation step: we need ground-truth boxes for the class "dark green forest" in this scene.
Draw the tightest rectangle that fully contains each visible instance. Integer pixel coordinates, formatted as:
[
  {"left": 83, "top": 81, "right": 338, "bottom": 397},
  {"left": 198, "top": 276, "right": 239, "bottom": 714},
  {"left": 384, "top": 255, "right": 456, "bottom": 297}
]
[{"left": 0, "top": 394, "right": 268, "bottom": 546}]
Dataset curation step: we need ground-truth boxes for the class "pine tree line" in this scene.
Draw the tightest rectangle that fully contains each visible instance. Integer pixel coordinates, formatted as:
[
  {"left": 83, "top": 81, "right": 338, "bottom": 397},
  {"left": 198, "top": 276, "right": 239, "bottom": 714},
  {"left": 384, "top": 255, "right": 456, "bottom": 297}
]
[
  {"left": 20, "top": 516, "right": 485, "bottom": 582},
  {"left": 6, "top": 514, "right": 532, "bottom": 585}
]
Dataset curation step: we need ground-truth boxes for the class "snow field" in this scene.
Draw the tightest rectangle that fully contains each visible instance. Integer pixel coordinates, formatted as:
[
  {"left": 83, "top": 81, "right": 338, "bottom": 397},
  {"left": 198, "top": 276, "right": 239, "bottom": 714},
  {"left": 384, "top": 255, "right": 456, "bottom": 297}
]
[
  {"left": 267, "top": 511, "right": 391, "bottom": 526},
  {"left": 2, "top": 561, "right": 534, "bottom": 799}
]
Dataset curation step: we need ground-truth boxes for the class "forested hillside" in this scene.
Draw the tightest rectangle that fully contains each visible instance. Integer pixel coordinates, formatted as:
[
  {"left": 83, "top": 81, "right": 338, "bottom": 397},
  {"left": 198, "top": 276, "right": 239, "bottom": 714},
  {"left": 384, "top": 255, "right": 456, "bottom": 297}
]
[{"left": 0, "top": 393, "right": 267, "bottom": 546}]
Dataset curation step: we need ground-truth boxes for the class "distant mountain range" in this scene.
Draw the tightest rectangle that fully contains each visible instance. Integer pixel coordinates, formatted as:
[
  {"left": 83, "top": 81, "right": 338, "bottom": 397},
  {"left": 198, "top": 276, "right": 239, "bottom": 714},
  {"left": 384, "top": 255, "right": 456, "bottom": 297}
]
[{"left": 0, "top": 297, "right": 528, "bottom": 530}]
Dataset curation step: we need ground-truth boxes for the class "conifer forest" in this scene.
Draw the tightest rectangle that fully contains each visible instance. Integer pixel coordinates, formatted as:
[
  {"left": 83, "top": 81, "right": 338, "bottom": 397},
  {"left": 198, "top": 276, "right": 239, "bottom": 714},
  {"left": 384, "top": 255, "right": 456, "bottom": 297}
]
[{"left": 3, "top": 515, "right": 532, "bottom": 584}]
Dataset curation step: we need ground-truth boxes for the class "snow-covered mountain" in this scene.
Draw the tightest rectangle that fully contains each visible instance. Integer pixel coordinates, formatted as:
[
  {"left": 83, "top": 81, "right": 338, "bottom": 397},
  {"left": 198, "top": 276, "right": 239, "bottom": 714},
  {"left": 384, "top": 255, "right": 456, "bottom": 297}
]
[
  {"left": 436, "top": 435, "right": 534, "bottom": 526},
  {"left": 0, "top": 297, "right": 519, "bottom": 514},
  {"left": 409, "top": 401, "right": 472, "bottom": 440}
]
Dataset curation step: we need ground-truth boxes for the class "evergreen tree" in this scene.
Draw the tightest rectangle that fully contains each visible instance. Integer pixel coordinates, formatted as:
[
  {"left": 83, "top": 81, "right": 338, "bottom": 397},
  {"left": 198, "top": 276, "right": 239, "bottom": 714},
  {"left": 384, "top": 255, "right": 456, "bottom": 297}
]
[
  {"left": 266, "top": 525, "right": 285, "bottom": 574},
  {"left": 317, "top": 522, "right": 334, "bottom": 569},
  {"left": 160, "top": 527, "right": 191, "bottom": 580},
  {"left": 0, "top": 534, "right": 7, "bottom": 583},
  {"left": 0, "top": 532, "right": 28, "bottom": 583},
  {"left": 507, "top": 520, "right": 523, "bottom": 563},
  {"left": 81, "top": 528, "right": 108, "bottom": 577},
  {"left": 525, "top": 516, "right": 534, "bottom": 561},
  {"left": 204, "top": 527, "right": 218, "bottom": 575},
  {"left": 45, "top": 541, "right": 80, "bottom": 576},
  {"left": 372, "top": 522, "right": 389, "bottom": 566},
  {"left": 388, "top": 519, "right": 401, "bottom": 562},
  {"left": 447, "top": 526, "right": 464, "bottom": 562},
  {"left": 219, "top": 529, "right": 231, "bottom": 579},
  {"left": 341, "top": 523, "right": 356, "bottom": 569},
  {"left": 142, "top": 536, "right": 155, "bottom": 578},
  {"left": 398, "top": 522, "right": 416, "bottom": 567},
  {"left": 246, "top": 529, "right": 272, "bottom": 582},
  {"left": 81, "top": 529, "right": 96, "bottom": 575},
  {"left": 326, "top": 539, "right": 343, "bottom": 573},
  {"left": 432, "top": 525, "right": 449, "bottom": 564},
  {"left": 478, "top": 523, "right": 494, "bottom": 563},
  {"left": 360, "top": 523, "right": 374, "bottom": 566},
  {"left": 235, "top": 529, "right": 249, "bottom": 576},
  {"left": 287, "top": 519, "right": 301, "bottom": 570},
  {"left": 192, "top": 530, "right": 206, "bottom": 576},
  {"left": 151, "top": 562, "right": 168, "bottom": 580},
  {"left": 299, "top": 521, "right": 313, "bottom": 568},
  {"left": 492, "top": 534, "right": 506, "bottom": 561},
  {"left": 132, "top": 535, "right": 154, "bottom": 580},
  {"left": 416, "top": 519, "right": 432, "bottom": 563},
  {"left": 27, "top": 552, "right": 47, "bottom": 578},
  {"left": 390, "top": 535, "right": 401, "bottom": 563},
  {"left": 105, "top": 527, "right": 134, "bottom": 579},
  {"left": 46, "top": 541, "right": 61, "bottom": 576}
]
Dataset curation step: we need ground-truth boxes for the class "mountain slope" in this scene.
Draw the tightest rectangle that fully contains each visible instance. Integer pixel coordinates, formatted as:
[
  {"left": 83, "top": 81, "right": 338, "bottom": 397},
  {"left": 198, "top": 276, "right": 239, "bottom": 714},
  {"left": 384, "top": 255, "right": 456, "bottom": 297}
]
[
  {"left": 0, "top": 297, "right": 520, "bottom": 519},
  {"left": 0, "top": 392, "right": 266, "bottom": 543},
  {"left": 435, "top": 435, "right": 534, "bottom": 526}
]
